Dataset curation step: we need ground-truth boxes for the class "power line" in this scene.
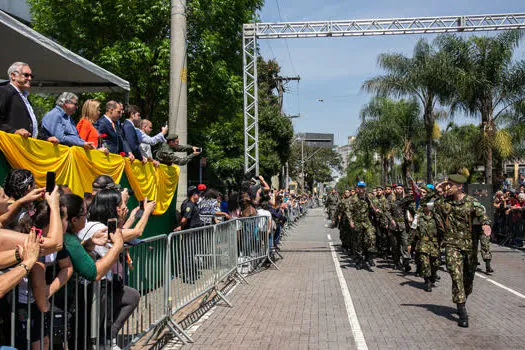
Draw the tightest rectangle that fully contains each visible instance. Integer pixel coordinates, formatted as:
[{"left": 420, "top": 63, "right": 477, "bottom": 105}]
[{"left": 274, "top": 0, "right": 298, "bottom": 75}]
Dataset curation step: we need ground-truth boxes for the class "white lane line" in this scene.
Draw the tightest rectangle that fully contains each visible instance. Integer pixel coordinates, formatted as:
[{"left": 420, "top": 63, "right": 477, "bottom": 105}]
[
  {"left": 475, "top": 272, "right": 525, "bottom": 299},
  {"left": 327, "top": 234, "right": 368, "bottom": 350}
]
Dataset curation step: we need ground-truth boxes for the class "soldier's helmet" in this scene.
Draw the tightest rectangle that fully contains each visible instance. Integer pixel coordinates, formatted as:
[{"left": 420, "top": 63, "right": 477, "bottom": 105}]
[{"left": 357, "top": 181, "right": 366, "bottom": 187}]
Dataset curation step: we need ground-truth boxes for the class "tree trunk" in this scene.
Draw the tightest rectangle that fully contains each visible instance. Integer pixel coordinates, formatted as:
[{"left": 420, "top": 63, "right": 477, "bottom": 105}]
[
  {"left": 485, "top": 147, "right": 493, "bottom": 185},
  {"left": 382, "top": 156, "right": 388, "bottom": 186},
  {"left": 482, "top": 101, "right": 494, "bottom": 185},
  {"left": 423, "top": 101, "right": 434, "bottom": 184}
]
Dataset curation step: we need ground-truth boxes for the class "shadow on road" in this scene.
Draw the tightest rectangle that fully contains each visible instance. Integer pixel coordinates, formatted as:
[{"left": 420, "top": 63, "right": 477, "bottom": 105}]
[{"left": 401, "top": 303, "right": 458, "bottom": 322}]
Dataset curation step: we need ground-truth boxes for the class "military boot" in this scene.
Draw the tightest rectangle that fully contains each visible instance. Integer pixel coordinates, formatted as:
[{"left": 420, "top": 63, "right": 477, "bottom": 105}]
[
  {"left": 424, "top": 277, "right": 432, "bottom": 292},
  {"left": 457, "top": 302, "right": 469, "bottom": 328},
  {"left": 366, "top": 253, "right": 376, "bottom": 267},
  {"left": 485, "top": 259, "right": 494, "bottom": 273},
  {"left": 430, "top": 274, "right": 438, "bottom": 287},
  {"left": 403, "top": 259, "right": 412, "bottom": 273},
  {"left": 355, "top": 256, "right": 363, "bottom": 270}
]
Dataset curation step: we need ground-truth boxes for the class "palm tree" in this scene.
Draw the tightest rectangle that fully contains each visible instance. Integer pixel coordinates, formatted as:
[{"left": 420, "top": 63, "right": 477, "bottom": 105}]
[
  {"left": 355, "top": 97, "right": 422, "bottom": 185},
  {"left": 436, "top": 31, "right": 525, "bottom": 184},
  {"left": 363, "top": 39, "right": 454, "bottom": 184}
]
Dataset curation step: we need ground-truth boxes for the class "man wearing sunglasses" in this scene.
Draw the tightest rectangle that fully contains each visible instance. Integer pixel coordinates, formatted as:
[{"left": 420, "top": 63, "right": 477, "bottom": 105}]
[{"left": 0, "top": 62, "right": 40, "bottom": 138}]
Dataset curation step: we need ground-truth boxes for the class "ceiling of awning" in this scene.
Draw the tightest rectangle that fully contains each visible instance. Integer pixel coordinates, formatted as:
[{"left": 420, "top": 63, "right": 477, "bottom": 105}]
[{"left": 0, "top": 10, "right": 130, "bottom": 93}]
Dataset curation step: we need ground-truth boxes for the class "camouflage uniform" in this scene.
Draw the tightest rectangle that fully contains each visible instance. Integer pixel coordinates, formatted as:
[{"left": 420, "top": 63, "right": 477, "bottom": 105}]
[
  {"left": 155, "top": 142, "right": 196, "bottom": 166},
  {"left": 415, "top": 211, "right": 440, "bottom": 280},
  {"left": 434, "top": 195, "right": 490, "bottom": 303},
  {"left": 348, "top": 193, "right": 377, "bottom": 266},
  {"left": 325, "top": 192, "right": 339, "bottom": 222},
  {"left": 375, "top": 194, "right": 392, "bottom": 255},
  {"left": 336, "top": 196, "right": 352, "bottom": 251},
  {"left": 389, "top": 195, "right": 413, "bottom": 268}
]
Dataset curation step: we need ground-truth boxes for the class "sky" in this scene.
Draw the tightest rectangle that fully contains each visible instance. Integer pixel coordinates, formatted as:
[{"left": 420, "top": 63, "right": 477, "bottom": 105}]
[{"left": 258, "top": 0, "right": 525, "bottom": 146}]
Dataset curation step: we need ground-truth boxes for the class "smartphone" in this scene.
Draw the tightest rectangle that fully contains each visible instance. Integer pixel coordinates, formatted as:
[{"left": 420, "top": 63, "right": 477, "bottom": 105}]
[
  {"left": 164, "top": 121, "right": 168, "bottom": 127},
  {"left": 195, "top": 147, "right": 202, "bottom": 153},
  {"left": 46, "top": 172, "right": 56, "bottom": 193},
  {"left": 107, "top": 218, "right": 118, "bottom": 240}
]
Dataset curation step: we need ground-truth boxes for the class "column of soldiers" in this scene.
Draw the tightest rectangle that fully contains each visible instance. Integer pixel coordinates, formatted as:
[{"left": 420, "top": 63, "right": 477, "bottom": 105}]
[{"left": 329, "top": 174, "right": 493, "bottom": 328}]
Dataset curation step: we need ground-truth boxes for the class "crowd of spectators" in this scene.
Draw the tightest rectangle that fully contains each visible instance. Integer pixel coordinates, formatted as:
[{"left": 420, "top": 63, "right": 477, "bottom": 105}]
[
  {"left": 492, "top": 182, "right": 525, "bottom": 247},
  {"left": 0, "top": 61, "right": 201, "bottom": 167},
  {"left": 0, "top": 168, "right": 157, "bottom": 350},
  {"left": 175, "top": 175, "right": 312, "bottom": 249},
  {"left": 0, "top": 61, "right": 318, "bottom": 348}
]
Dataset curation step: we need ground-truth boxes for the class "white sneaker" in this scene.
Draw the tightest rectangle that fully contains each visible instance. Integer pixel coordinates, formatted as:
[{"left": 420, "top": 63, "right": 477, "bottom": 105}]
[{"left": 111, "top": 339, "right": 121, "bottom": 350}]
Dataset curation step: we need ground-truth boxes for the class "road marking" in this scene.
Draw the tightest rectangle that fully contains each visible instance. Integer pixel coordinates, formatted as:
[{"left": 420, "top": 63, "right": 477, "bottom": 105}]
[
  {"left": 475, "top": 272, "right": 525, "bottom": 299},
  {"left": 327, "top": 234, "right": 368, "bottom": 350}
]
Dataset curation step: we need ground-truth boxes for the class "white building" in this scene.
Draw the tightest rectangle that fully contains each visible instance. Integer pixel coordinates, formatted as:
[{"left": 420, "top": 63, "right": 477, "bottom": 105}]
[{"left": 336, "top": 136, "right": 356, "bottom": 172}]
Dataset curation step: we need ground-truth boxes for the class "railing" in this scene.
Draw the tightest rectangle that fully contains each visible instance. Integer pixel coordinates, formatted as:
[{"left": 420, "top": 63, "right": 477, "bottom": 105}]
[{"left": 0, "top": 213, "right": 314, "bottom": 349}]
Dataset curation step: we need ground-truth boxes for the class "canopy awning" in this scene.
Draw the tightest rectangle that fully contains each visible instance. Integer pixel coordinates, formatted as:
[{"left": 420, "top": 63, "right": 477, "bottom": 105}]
[{"left": 0, "top": 10, "right": 130, "bottom": 93}]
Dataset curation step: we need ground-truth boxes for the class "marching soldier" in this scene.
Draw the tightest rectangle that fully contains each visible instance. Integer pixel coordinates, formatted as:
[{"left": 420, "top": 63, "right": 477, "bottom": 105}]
[
  {"left": 337, "top": 189, "right": 352, "bottom": 252},
  {"left": 414, "top": 201, "right": 441, "bottom": 292},
  {"left": 389, "top": 184, "right": 413, "bottom": 271},
  {"left": 348, "top": 181, "right": 377, "bottom": 270},
  {"left": 325, "top": 188, "right": 339, "bottom": 226},
  {"left": 434, "top": 174, "right": 491, "bottom": 328}
]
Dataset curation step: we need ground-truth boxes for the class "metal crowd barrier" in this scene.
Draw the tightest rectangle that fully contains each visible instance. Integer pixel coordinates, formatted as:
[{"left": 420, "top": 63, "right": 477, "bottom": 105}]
[{"left": 1, "top": 216, "right": 281, "bottom": 349}]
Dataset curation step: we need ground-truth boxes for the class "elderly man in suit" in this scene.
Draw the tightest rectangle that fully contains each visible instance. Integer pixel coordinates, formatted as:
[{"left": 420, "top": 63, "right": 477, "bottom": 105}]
[
  {"left": 0, "top": 62, "right": 57, "bottom": 143},
  {"left": 95, "top": 100, "right": 135, "bottom": 161}
]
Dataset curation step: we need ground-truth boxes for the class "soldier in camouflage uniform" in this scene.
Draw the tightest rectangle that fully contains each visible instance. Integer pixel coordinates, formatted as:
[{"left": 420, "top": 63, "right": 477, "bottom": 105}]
[
  {"left": 336, "top": 189, "right": 352, "bottom": 252},
  {"left": 348, "top": 181, "right": 377, "bottom": 270},
  {"left": 325, "top": 188, "right": 339, "bottom": 226},
  {"left": 374, "top": 187, "right": 392, "bottom": 257},
  {"left": 434, "top": 174, "right": 491, "bottom": 328},
  {"left": 388, "top": 184, "right": 413, "bottom": 272},
  {"left": 414, "top": 202, "right": 440, "bottom": 292},
  {"left": 155, "top": 133, "right": 201, "bottom": 166}
]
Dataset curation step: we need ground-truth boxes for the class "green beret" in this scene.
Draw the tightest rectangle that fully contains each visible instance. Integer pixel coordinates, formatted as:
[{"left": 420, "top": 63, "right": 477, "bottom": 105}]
[
  {"left": 166, "top": 133, "right": 179, "bottom": 140},
  {"left": 420, "top": 184, "right": 430, "bottom": 192},
  {"left": 448, "top": 174, "right": 467, "bottom": 184}
]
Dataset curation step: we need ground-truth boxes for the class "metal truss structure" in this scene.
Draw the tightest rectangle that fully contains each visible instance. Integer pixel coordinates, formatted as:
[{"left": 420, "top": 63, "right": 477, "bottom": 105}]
[{"left": 243, "top": 13, "right": 525, "bottom": 174}]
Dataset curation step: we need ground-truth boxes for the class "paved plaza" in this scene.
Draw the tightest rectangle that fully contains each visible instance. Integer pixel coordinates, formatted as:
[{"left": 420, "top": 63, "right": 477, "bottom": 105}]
[{"left": 166, "top": 208, "right": 525, "bottom": 349}]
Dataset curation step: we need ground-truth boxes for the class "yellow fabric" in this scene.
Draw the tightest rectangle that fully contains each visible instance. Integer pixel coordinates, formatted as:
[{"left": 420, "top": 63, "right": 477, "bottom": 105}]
[{"left": 0, "top": 131, "right": 178, "bottom": 215}]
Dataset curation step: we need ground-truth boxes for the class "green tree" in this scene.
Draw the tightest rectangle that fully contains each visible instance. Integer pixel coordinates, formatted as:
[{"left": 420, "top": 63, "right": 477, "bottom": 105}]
[
  {"left": 344, "top": 149, "right": 381, "bottom": 188},
  {"left": 363, "top": 38, "right": 454, "bottom": 183},
  {"left": 28, "top": 0, "right": 295, "bottom": 188},
  {"left": 436, "top": 31, "right": 525, "bottom": 184},
  {"left": 437, "top": 122, "right": 481, "bottom": 176},
  {"left": 355, "top": 97, "right": 423, "bottom": 185},
  {"left": 287, "top": 143, "right": 342, "bottom": 193}
]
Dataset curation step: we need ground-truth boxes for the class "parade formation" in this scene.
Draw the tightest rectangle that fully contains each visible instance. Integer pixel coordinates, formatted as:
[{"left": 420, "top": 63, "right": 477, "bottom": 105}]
[{"left": 326, "top": 174, "right": 492, "bottom": 328}]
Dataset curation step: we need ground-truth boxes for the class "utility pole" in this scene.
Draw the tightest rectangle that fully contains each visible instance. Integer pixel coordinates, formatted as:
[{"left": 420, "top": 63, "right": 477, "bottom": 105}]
[
  {"left": 170, "top": 0, "right": 187, "bottom": 207},
  {"left": 276, "top": 76, "right": 300, "bottom": 192},
  {"left": 275, "top": 76, "right": 300, "bottom": 116},
  {"left": 301, "top": 139, "right": 305, "bottom": 193}
]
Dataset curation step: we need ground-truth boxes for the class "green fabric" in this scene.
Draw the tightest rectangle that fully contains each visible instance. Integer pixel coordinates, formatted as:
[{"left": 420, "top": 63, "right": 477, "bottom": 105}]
[{"left": 64, "top": 233, "right": 97, "bottom": 281}]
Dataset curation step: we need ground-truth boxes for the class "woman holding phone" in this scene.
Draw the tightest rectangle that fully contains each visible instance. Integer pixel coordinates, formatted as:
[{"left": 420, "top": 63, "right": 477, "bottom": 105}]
[
  {"left": 60, "top": 193, "right": 124, "bottom": 349},
  {"left": 78, "top": 188, "right": 155, "bottom": 349}
]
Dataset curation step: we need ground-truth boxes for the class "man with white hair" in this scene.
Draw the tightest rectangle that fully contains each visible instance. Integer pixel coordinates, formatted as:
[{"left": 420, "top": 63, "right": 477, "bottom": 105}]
[
  {"left": 41, "top": 92, "right": 95, "bottom": 149},
  {"left": 0, "top": 62, "right": 55, "bottom": 142}
]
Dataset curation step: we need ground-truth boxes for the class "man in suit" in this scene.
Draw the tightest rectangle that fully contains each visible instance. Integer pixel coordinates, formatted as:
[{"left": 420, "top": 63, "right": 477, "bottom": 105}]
[
  {"left": 121, "top": 104, "right": 146, "bottom": 163},
  {"left": 95, "top": 100, "right": 135, "bottom": 161},
  {"left": 0, "top": 62, "right": 58, "bottom": 143}
]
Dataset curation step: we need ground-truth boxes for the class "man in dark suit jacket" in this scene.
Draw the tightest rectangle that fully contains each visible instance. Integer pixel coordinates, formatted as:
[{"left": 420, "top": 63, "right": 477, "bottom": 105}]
[
  {"left": 95, "top": 100, "right": 135, "bottom": 161},
  {"left": 121, "top": 104, "right": 146, "bottom": 162},
  {"left": 0, "top": 62, "right": 58, "bottom": 144}
]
